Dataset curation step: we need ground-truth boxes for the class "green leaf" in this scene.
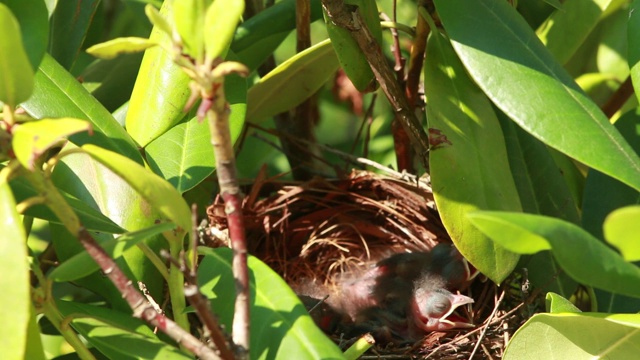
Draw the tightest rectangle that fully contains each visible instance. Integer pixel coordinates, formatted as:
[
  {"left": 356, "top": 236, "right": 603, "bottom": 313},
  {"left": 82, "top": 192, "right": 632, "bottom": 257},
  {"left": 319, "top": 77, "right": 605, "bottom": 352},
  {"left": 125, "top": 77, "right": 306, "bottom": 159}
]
[
  {"left": 629, "top": 0, "right": 640, "bottom": 103},
  {"left": 545, "top": 292, "right": 581, "bottom": 313},
  {"left": 21, "top": 53, "right": 142, "bottom": 164},
  {"left": 173, "top": 0, "right": 208, "bottom": 62},
  {"left": 81, "top": 144, "right": 191, "bottom": 238},
  {"left": 468, "top": 211, "right": 640, "bottom": 298},
  {"left": 1, "top": 0, "right": 49, "bottom": 71},
  {"left": 582, "top": 109, "right": 640, "bottom": 240},
  {"left": 56, "top": 301, "right": 190, "bottom": 360},
  {"left": 86, "top": 37, "right": 157, "bottom": 60},
  {"left": 11, "top": 118, "right": 91, "bottom": 170},
  {"left": 604, "top": 206, "right": 640, "bottom": 261},
  {"left": 23, "top": 304, "right": 46, "bottom": 360},
  {"left": 434, "top": 0, "right": 640, "bottom": 192},
  {"left": 198, "top": 247, "right": 345, "bottom": 360},
  {"left": 0, "top": 180, "right": 31, "bottom": 360},
  {"left": 48, "top": 0, "right": 100, "bottom": 69},
  {"left": 144, "top": 4, "right": 172, "bottom": 37},
  {"left": 424, "top": 27, "right": 521, "bottom": 282},
  {"left": 247, "top": 39, "right": 339, "bottom": 123},
  {"left": 504, "top": 313, "right": 640, "bottom": 359},
  {"left": 0, "top": 3, "right": 34, "bottom": 107},
  {"left": 50, "top": 222, "right": 176, "bottom": 282},
  {"left": 146, "top": 73, "right": 246, "bottom": 193},
  {"left": 9, "top": 175, "right": 125, "bottom": 234},
  {"left": 204, "top": 0, "right": 243, "bottom": 60},
  {"left": 536, "top": 0, "right": 611, "bottom": 65},
  {"left": 127, "top": 0, "right": 192, "bottom": 147}
]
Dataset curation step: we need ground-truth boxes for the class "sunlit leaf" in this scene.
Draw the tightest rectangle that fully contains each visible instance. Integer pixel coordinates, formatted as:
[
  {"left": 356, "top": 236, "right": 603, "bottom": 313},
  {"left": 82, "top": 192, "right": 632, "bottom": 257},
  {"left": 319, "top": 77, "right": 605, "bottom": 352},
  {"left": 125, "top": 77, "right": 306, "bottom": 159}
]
[
  {"left": 0, "top": 3, "right": 34, "bottom": 107},
  {"left": 604, "top": 206, "right": 640, "bottom": 261},
  {"left": 86, "top": 37, "right": 157, "bottom": 60}
]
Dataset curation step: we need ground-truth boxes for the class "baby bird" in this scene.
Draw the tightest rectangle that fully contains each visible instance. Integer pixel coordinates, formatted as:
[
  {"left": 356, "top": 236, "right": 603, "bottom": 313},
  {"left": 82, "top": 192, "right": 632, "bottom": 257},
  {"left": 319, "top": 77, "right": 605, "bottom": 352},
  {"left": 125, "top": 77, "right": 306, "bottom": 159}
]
[{"left": 310, "top": 243, "right": 475, "bottom": 343}]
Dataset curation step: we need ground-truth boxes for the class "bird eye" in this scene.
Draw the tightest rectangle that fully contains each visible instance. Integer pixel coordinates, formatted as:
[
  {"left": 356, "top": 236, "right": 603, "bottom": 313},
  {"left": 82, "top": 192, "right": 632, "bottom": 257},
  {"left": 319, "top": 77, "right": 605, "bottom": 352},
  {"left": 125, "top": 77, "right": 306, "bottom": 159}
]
[{"left": 423, "top": 295, "right": 450, "bottom": 317}]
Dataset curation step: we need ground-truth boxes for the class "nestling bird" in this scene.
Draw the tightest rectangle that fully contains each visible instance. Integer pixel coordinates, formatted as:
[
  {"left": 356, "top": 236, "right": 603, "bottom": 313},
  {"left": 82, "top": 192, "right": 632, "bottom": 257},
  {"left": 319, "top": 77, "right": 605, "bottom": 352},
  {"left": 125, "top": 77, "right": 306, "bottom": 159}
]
[{"left": 299, "top": 243, "right": 475, "bottom": 343}]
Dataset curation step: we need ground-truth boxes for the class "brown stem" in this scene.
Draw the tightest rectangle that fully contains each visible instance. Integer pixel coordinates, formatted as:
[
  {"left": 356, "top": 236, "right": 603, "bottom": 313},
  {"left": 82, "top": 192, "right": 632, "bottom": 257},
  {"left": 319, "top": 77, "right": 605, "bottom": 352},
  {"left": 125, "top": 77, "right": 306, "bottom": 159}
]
[
  {"left": 162, "top": 250, "right": 234, "bottom": 360},
  {"left": 271, "top": 0, "right": 322, "bottom": 181},
  {"left": 601, "top": 75, "right": 633, "bottom": 119},
  {"left": 322, "top": 0, "right": 431, "bottom": 170},
  {"left": 405, "top": 2, "right": 430, "bottom": 108},
  {"left": 206, "top": 83, "right": 250, "bottom": 357}
]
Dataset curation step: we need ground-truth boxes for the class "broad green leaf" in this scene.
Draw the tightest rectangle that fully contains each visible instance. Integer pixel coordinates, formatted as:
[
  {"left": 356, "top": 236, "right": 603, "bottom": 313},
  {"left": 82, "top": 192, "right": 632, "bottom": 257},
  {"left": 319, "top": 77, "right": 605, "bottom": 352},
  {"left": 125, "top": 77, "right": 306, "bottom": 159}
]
[
  {"left": 504, "top": 313, "right": 640, "bottom": 359},
  {"left": 424, "top": 27, "right": 521, "bottom": 282},
  {"left": 434, "top": 0, "right": 640, "bottom": 192},
  {"left": 198, "top": 247, "right": 345, "bottom": 360},
  {"left": 546, "top": 292, "right": 581, "bottom": 313},
  {"left": 11, "top": 118, "right": 91, "bottom": 170},
  {"left": 0, "top": 3, "right": 34, "bottom": 107},
  {"left": 81, "top": 144, "right": 191, "bottom": 237},
  {"left": 468, "top": 211, "right": 640, "bottom": 298},
  {"left": 50, "top": 149, "right": 166, "bottom": 308},
  {"left": 86, "top": 37, "right": 157, "bottom": 60},
  {"left": 10, "top": 175, "right": 125, "bottom": 234},
  {"left": 21, "top": 53, "right": 142, "bottom": 163},
  {"left": 596, "top": 10, "right": 628, "bottom": 81},
  {"left": 0, "top": 179, "right": 31, "bottom": 359},
  {"left": 247, "top": 39, "right": 339, "bottom": 123},
  {"left": 56, "top": 301, "right": 190, "bottom": 360},
  {"left": 628, "top": 0, "right": 640, "bottom": 104},
  {"left": 204, "top": 0, "right": 243, "bottom": 61},
  {"left": 582, "top": 109, "right": 640, "bottom": 240},
  {"left": 497, "top": 111, "right": 579, "bottom": 297},
  {"left": 1, "top": 0, "right": 48, "bottom": 71},
  {"left": 536, "top": 0, "right": 611, "bottom": 65},
  {"left": 146, "top": 73, "right": 246, "bottom": 193},
  {"left": 127, "top": 0, "right": 192, "bottom": 147},
  {"left": 543, "top": 0, "right": 563, "bottom": 10},
  {"left": 23, "top": 304, "right": 46, "bottom": 360},
  {"left": 50, "top": 222, "right": 176, "bottom": 282},
  {"left": 48, "top": 0, "right": 100, "bottom": 69},
  {"left": 604, "top": 206, "right": 640, "bottom": 261},
  {"left": 173, "top": 0, "right": 208, "bottom": 62}
]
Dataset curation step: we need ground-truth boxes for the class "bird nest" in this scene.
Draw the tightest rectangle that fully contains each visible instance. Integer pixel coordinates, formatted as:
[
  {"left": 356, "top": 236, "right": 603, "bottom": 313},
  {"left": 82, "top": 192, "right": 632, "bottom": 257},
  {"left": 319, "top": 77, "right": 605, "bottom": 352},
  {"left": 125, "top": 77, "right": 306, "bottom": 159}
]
[{"left": 205, "top": 169, "right": 533, "bottom": 358}]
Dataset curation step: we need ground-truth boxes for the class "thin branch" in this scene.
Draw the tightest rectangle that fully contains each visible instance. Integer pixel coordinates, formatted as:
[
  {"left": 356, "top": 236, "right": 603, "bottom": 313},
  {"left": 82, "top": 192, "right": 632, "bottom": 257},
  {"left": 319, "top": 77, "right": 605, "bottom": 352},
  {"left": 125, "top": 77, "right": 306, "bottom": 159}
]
[
  {"left": 322, "top": 0, "right": 431, "bottom": 170},
  {"left": 601, "top": 75, "right": 633, "bottom": 119}
]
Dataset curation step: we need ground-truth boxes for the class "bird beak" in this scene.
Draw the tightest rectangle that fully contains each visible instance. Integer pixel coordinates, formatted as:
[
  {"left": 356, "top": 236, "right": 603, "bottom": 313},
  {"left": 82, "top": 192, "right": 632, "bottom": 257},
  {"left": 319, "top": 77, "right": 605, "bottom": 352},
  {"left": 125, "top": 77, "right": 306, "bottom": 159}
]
[
  {"left": 436, "top": 294, "right": 475, "bottom": 329},
  {"left": 412, "top": 293, "right": 475, "bottom": 332}
]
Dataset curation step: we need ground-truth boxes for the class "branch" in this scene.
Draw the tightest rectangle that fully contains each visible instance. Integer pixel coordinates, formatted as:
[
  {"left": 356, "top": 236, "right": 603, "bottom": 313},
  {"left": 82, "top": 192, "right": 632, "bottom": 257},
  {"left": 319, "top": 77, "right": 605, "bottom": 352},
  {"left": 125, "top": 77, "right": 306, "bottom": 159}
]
[{"left": 322, "top": 0, "right": 431, "bottom": 170}]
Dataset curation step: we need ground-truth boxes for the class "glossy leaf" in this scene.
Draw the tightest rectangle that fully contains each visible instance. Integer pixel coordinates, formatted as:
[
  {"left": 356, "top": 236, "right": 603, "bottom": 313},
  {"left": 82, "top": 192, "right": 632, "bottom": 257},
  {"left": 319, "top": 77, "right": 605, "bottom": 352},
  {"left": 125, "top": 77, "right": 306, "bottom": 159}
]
[
  {"left": 50, "top": 222, "right": 176, "bottom": 282},
  {"left": 497, "top": 111, "right": 579, "bottom": 297},
  {"left": 536, "top": 0, "right": 611, "bottom": 65},
  {"left": 50, "top": 151, "right": 166, "bottom": 307},
  {"left": 127, "top": 0, "right": 192, "bottom": 147},
  {"left": 247, "top": 39, "right": 339, "bottom": 123},
  {"left": 86, "top": 37, "right": 157, "bottom": 60},
  {"left": 56, "top": 301, "right": 190, "bottom": 359},
  {"left": 629, "top": 0, "right": 640, "bottom": 103},
  {"left": 434, "top": 0, "right": 640, "bottom": 192},
  {"left": 21, "top": 53, "right": 142, "bottom": 163},
  {"left": 0, "top": 180, "right": 31, "bottom": 360},
  {"left": 604, "top": 206, "right": 640, "bottom": 261},
  {"left": 504, "top": 313, "right": 640, "bottom": 359},
  {"left": 1, "top": 0, "right": 48, "bottom": 71},
  {"left": 204, "top": 0, "right": 243, "bottom": 61},
  {"left": 468, "top": 211, "right": 640, "bottom": 298},
  {"left": 198, "top": 247, "right": 345, "bottom": 360},
  {"left": 12, "top": 118, "right": 92, "bottom": 170},
  {"left": 0, "top": 3, "right": 34, "bottom": 107},
  {"left": 10, "top": 175, "right": 125, "bottom": 234},
  {"left": 545, "top": 292, "right": 581, "bottom": 313},
  {"left": 582, "top": 109, "right": 640, "bottom": 240},
  {"left": 81, "top": 144, "right": 191, "bottom": 237},
  {"left": 48, "top": 0, "right": 100, "bottom": 69},
  {"left": 146, "top": 73, "right": 246, "bottom": 193},
  {"left": 173, "top": 0, "right": 207, "bottom": 62},
  {"left": 424, "top": 27, "right": 521, "bottom": 282}
]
